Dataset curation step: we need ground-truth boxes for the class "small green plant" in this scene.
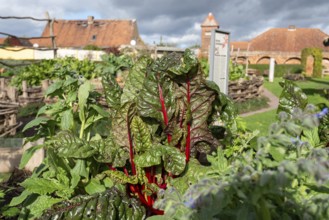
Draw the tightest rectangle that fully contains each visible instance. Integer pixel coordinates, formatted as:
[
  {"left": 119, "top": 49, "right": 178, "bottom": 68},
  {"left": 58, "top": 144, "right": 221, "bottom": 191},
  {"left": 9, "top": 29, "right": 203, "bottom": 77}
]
[
  {"left": 83, "top": 44, "right": 101, "bottom": 51},
  {"left": 199, "top": 58, "right": 209, "bottom": 77},
  {"left": 229, "top": 61, "right": 245, "bottom": 81}
]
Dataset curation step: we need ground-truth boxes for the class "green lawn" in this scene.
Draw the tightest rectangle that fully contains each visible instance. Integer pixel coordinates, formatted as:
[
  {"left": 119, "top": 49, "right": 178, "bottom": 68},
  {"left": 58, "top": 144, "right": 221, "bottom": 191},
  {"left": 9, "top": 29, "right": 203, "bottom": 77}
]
[
  {"left": 244, "top": 76, "right": 329, "bottom": 135},
  {"left": 243, "top": 109, "right": 277, "bottom": 136}
]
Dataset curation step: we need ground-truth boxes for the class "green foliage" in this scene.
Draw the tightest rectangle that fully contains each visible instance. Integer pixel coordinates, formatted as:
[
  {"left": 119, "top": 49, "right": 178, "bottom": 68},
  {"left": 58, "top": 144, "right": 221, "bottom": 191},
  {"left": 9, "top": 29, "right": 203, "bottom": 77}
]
[
  {"left": 248, "top": 64, "right": 303, "bottom": 77},
  {"left": 97, "top": 53, "right": 133, "bottom": 77},
  {"left": 301, "top": 47, "right": 323, "bottom": 78},
  {"left": 10, "top": 57, "right": 98, "bottom": 88},
  {"left": 18, "top": 102, "right": 44, "bottom": 118},
  {"left": 83, "top": 44, "right": 101, "bottom": 50},
  {"left": 229, "top": 61, "right": 245, "bottom": 81},
  {"left": 38, "top": 188, "right": 145, "bottom": 220},
  {"left": 277, "top": 80, "right": 308, "bottom": 115},
  {"left": 152, "top": 105, "right": 329, "bottom": 220},
  {"left": 199, "top": 58, "right": 209, "bottom": 77}
]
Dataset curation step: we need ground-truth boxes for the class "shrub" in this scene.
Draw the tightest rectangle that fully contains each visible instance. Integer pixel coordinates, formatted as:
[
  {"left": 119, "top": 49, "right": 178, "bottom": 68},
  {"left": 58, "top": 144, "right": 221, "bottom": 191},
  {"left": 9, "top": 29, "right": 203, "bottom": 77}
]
[{"left": 301, "top": 48, "right": 323, "bottom": 78}]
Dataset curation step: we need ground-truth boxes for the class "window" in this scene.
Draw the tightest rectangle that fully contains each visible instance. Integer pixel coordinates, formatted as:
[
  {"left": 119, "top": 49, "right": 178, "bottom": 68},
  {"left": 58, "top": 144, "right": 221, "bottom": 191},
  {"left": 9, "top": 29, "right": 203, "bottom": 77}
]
[{"left": 92, "top": 35, "right": 97, "bottom": 40}]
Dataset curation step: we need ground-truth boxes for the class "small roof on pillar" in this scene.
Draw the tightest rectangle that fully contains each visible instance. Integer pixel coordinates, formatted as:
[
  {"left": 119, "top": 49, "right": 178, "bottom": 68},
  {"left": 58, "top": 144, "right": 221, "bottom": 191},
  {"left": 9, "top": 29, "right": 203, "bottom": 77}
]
[{"left": 201, "top": 12, "right": 219, "bottom": 27}]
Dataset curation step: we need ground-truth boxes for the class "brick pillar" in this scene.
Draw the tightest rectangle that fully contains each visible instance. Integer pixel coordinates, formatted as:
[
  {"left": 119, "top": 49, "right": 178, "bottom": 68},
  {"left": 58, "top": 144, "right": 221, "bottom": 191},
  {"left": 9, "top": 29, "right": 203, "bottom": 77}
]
[{"left": 200, "top": 13, "right": 219, "bottom": 58}]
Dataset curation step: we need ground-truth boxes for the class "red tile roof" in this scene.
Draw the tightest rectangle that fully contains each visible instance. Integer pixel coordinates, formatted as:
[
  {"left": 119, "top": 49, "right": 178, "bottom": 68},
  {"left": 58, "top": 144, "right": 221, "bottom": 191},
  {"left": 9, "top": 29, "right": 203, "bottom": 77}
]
[
  {"left": 249, "top": 27, "right": 329, "bottom": 52},
  {"left": 33, "top": 17, "right": 144, "bottom": 48},
  {"left": 231, "top": 41, "right": 249, "bottom": 51}
]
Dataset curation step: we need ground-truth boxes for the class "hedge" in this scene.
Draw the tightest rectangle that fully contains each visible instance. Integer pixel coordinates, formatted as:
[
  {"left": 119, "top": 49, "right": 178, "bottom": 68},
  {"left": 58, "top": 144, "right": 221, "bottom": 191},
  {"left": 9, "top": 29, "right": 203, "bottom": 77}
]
[
  {"left": 301, "top": 48, "right": 323, "bottom": 78},
  {"left": 246, "top": 64, "right": 303, "bottom": 77}
]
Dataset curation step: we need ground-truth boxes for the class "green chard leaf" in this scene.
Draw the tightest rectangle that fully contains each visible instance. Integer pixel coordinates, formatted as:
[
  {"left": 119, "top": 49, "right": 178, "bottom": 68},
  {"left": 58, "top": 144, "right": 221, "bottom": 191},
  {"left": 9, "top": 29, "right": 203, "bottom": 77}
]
[
  {"left": 137, "top": 69, "right": 176, "bottom": 128},
  {"left": 277, "top": 80, "right": 308, "bottom": 115},
  {"left": 101, "top": 73, "right": 122, "bottom": 112},
  {"left": 111, "top": 102, "right": 136, "bottom": 148},
  {"left": 121, "top": 56, "right": 151, "bottom": 104},
  {"left": 131, "top": 116, "right": 152, "bottom": 153},
  {"left": 48, "top": 132, "right": 97, "bottom": 159}
]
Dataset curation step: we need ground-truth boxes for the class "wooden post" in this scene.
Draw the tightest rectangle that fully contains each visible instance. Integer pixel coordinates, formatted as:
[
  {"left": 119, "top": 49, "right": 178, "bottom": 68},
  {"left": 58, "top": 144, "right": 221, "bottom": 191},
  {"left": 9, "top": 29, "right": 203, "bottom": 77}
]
[
  {"left": 245, "top": 43, "right": 250, "bottom": 76},
  {"left": 45, "top": 12, "right": 57, "bottom": 58},
  {"left": 41, "top": 80, "right": 49, "bottom": 93},
  {"left": 22, "top": 81, "right": 28, "bottom": 98},
  {"left": 0, "top": 78, "right": 4, "bottom": 89},
  {"left": 9, "top": 113, "right": 17, "bottom": 135},
  {"left": 7, "top": 86, "right": 17, "bottom": 102},
  {"left": 0, "top": 78, "right": 5, "bottom": 98}
]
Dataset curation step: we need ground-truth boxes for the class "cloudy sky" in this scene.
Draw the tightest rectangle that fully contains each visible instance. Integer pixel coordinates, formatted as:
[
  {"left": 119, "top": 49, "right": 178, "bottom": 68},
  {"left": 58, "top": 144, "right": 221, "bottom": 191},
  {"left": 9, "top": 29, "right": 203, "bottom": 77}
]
[{"left": 0, "top": 0, "right": 328, "bottom": 48}]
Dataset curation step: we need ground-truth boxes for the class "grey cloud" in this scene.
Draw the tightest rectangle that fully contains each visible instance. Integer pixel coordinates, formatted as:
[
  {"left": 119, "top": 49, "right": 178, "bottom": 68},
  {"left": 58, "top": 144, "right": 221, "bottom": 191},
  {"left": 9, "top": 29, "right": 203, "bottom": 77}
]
[{"left": 0, "top": 0, "right": 328, "bottom": 47}]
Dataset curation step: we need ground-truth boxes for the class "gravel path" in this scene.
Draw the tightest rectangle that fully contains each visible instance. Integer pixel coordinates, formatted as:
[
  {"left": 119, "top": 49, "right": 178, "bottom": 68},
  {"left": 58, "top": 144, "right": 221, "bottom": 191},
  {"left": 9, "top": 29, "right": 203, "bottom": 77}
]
[{"left": 240, "top": 88, "right": 279, "bottom": 117}]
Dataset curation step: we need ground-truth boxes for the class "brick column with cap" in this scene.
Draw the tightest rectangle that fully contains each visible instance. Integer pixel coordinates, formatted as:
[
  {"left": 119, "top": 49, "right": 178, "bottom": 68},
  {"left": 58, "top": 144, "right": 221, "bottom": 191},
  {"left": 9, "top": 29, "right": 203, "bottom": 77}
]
[{"left": 200, "top": 12, "right": 219, "bottom": 58}]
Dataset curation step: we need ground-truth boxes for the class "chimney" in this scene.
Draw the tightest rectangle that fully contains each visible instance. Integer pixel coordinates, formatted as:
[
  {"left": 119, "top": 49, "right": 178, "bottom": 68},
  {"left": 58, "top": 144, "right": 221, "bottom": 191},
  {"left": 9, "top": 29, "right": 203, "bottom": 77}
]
[
  {"left": 288, "top": 25, "right": 296, "bottom": 31},
  {"left": 88, "top": 16, "right": 94, "bottom": 25}
]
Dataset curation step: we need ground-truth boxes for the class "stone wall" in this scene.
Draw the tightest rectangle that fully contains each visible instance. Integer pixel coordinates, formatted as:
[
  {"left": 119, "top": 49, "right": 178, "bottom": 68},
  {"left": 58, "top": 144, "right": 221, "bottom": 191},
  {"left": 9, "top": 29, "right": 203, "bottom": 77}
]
[{"left": 228, "top": 76, "right": 264, "bottom": 102}]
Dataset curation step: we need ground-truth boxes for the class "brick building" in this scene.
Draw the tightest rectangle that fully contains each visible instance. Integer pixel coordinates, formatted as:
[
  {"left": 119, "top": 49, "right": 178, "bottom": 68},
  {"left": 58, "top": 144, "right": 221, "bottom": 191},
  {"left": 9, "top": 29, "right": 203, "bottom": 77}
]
[{"left": 33, "top": 16, "right": 145, "bottom": 49}]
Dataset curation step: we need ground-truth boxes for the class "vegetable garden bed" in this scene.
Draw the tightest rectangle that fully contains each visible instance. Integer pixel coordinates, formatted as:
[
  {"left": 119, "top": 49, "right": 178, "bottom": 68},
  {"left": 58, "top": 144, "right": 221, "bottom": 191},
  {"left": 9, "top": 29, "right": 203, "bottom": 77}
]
[{"left": 0, "top": 51, "right": 328, "bottom": 219}]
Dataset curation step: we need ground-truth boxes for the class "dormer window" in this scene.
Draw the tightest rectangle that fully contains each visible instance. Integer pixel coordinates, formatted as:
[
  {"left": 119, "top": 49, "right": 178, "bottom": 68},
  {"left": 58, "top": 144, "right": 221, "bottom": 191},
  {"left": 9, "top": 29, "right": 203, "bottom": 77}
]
[{"left": 92, "top": 35, "right": 97, "bottom": 40}]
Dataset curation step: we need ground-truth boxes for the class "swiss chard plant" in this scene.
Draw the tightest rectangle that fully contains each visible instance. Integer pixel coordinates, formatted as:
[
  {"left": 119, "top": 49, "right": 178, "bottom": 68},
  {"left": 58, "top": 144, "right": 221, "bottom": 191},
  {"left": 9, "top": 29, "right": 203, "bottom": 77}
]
[{"left": 7, "top": 50, "right": 234, "bottom": 219}]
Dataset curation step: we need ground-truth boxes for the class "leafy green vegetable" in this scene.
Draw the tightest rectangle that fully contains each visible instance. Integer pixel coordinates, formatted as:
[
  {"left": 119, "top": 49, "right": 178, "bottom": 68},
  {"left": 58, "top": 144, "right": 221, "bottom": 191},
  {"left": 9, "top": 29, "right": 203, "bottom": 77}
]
[
  {"left": 277, "top": 80, "right": 308, "bottom": 115},
  {"left": 40, "top": 188, "right": 146, "bottom": 220}
]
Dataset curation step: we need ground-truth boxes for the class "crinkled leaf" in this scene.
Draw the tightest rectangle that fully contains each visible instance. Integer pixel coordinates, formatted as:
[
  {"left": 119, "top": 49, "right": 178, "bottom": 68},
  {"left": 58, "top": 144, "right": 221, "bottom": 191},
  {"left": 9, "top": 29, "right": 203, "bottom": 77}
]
[
  {"left": 163, "top": 146, "right": 186, "bottom": 175},
  {"left": 96, "top": 170, "right": 138, "bottom": 185},
  {"left": 134, "top": 145, "right": 165, "bottom": 168},
  {"left": 48, "top": 132, "right": 97, "bottom": 159},
  {"left": 121, "top": 56, "right": 151, "bottom": 104},
  {"left": 93, "top": 136, "right": 129, "bottom": 167},
  {"left": 40, "top": 188, "right": 145, "bottom": 220},
  {"left": 131, "top": 116, "right": 152, "bottom": 153},
  {"left": 137, "top": 59, "right": 176, "bottom": 127},
  {"left": 25, "top": 195, "right": 63, "bottom": 219},
  {"left": 20, "top": 178, "right": 61, "bottom": 195},
  {"left": 277, "top": 80, "right": 308, "bottom": 115},
  {"left": 101, "top": 73, "right": 122, "bottom": 113},
  {"left": 168, "top": 49, "right": 198, "bottom": 76},
  {"left": 111, "top": 102, "right": 136, "bottom": 148},
  {"left": 174, "top": 68, "right": 218, "bottom": 154},
  {"left": 170, "top": 159, "right": 208, "bottom": 194}
]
